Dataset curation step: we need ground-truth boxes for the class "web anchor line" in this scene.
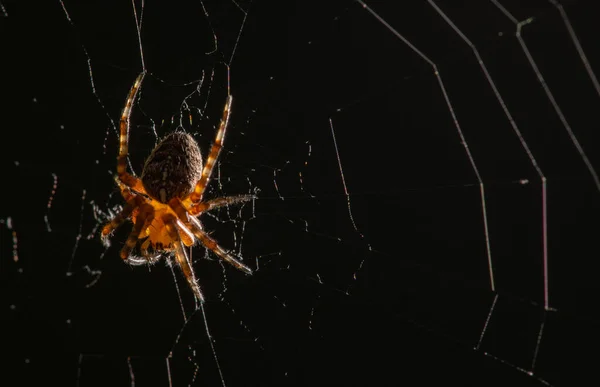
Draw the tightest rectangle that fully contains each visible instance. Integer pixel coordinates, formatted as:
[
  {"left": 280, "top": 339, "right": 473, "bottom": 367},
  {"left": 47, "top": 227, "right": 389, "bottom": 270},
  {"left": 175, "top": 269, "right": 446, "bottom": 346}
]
[
  {"left": 354, "top": 1, "right": 558, "bottom": 385},
  {"left": 58, "top": 0, "right": 118, "bottom": 156},
  {"left": 429, "top": 0, "right": 553, "bottom": 311},
  {"left": 44, "top": 173, "right": 58, "bottom": 232},
  {"left": 490, "top": 0, "right": 597, "bottom": 312},
  {"left": 328, "top": 117, "right": 372, "bottom": 291},
  {"left": 354, "top": 0, "right": 494, "bottom": 292}
]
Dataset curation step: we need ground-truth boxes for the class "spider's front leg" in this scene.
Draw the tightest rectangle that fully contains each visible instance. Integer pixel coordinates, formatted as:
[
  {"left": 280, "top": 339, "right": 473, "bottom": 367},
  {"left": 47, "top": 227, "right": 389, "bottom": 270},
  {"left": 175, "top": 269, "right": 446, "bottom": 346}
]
[
  {"left": 184, "top": 95, "right": 232, "bottom": 206},
  {"left": 101, "top": 195, "right": 144, "bottom": 243},
  {"left": 120, "top": 202, "right": 155, "bottom": 260}
]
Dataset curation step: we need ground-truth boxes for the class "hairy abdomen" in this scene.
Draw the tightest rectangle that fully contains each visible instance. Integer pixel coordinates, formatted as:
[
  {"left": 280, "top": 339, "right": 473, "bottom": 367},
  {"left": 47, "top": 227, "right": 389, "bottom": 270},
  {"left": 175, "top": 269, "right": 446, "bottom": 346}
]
[{"left": 141, "top": 132, "right": 203, "bottom": 203}]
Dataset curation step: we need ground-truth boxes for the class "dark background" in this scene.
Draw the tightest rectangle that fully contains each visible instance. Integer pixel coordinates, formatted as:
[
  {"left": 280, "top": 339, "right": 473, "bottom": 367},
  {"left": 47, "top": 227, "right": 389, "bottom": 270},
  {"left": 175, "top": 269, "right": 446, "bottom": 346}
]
[{"left": 2, "top": 0, "right": 600, "bottom": 386}]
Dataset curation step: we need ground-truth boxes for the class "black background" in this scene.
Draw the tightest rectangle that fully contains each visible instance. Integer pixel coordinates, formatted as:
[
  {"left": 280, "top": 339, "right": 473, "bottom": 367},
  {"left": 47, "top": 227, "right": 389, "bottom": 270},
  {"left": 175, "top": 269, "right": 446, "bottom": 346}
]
[{"left": 2, "top": 0, "right": 600, "bottom": 386}]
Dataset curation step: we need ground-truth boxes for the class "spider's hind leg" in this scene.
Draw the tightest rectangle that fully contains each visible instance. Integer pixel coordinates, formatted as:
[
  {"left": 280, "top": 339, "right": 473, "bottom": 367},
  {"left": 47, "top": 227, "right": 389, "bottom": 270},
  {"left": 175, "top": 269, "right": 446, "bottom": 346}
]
[
  {"left": 188, "top": 194, "right": 256, "bottom": 216},
  {"left": 188, "top": 216, "right": 253, "bottom": 275},
  {"left": 186, "top": 95, "right": 232, "bottom": 205},
  {"left": 164, "top": 214, "right": 204, "bottom": 304},
  {"left": 115, "top": 174, "right": 147, "bottom": 199},
  {"left": 116, "top": 72, "right": 147, "bottom": 195},
  {"left": 169, "top": 197, "right": 252, "bottom": 275}
]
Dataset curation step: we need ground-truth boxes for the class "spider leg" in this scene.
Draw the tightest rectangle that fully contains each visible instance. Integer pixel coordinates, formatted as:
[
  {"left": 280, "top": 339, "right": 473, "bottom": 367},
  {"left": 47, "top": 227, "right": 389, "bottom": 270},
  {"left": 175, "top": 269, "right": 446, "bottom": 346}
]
[
  {"left": 115, "top": 175, "right": 146, "bottom": 200},
  {"left": 185, "top": 95, "right": 232, "bottom": 205},
  {"left": 169, "top": 197, "right": 252, "bottom": 274},
  {"left": 189, "top": 216, "right": 253, "bottom": 274},
  {"left": 117, "top": 72, "right": 147, "bottom": 193},
  {"left": 101, "top": 195, "right": 144, "bottom": 240},
  {"left": 139, "top": 238, "right": 162, "bottom": 264},
  {"left": 164, "top": 214, "right": 204, "bottom": 303},
  {"left": 120, "top": 202, "right": 154, "bottom": 260},
  {"left": 176, "top": 217, "right": 195, "bottom": 247},
  {"left": 188, "top": 194, "right": 255, "bottom": 216}
]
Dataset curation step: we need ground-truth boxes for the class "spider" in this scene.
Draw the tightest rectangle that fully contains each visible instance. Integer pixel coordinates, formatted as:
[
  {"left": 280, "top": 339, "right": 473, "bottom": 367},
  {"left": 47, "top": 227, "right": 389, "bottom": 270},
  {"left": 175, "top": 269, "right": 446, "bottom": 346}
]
[{"left": 101, "top": 72, "right": 253, "bottom": 304}]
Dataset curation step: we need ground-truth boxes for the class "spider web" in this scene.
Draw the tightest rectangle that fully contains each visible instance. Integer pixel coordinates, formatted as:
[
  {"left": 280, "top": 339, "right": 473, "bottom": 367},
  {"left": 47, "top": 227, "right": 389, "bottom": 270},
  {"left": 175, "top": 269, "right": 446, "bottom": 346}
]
[{"left": 2, "top": 0, "right": 600, "bottom": 386}]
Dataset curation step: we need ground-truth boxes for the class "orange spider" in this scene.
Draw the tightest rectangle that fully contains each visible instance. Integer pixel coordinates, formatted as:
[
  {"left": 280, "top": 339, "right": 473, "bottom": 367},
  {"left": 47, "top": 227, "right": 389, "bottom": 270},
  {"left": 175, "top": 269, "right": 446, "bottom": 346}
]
[{"left": 101, "top": 72, "right": 253, "bottom": 304}]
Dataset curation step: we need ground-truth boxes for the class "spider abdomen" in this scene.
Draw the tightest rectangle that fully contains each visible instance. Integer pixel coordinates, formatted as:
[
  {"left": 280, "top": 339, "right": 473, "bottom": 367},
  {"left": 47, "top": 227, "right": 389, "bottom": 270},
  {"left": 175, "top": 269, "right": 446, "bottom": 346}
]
[{"left": 141, "top": 132, "right": 203, "bottom": 203}]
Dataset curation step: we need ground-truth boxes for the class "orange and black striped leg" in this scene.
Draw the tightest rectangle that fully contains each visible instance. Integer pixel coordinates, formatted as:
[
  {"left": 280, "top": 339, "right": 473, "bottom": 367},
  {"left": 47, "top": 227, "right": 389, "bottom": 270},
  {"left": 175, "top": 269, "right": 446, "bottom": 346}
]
[
  {"left": 120, "top": 202, "right": 154, "bottom": 260},
  {"left": 164, "top": 214, "right": 204, "bottom": 303},
  {"left": 188, "top": 216, "right": 252, "bottom": 275},
  {"left": 116, "top": 174, "right": 146, "bottom": 198},
  {"left": 188, "top": 194, "right": 256, "bottom": 216},
  {"left": 117, "top": 72, "right": 146, "bottom": 192},
  {"left": 101, "top": 196, "right": 143, "bottom": 242},
  {"left": 186, "top": 95, "right": 232, "bottom": 205},
  {"left": 115, "top": 177, "right": 136, "bottom": 202},
  {"left": 168, "top": 196, "right": 251, "bottom": 276}
]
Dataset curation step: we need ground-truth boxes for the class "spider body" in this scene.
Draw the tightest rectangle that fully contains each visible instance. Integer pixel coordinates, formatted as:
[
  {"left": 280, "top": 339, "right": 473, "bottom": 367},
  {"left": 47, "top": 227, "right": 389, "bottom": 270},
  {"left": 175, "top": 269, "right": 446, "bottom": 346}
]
[
  {"left": 102, "top": 72, "right": 253, "bottom": 304},
  {"left": 141, "top": 132, "right": 203, "bottom": 203}
]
